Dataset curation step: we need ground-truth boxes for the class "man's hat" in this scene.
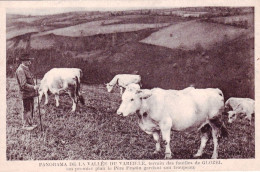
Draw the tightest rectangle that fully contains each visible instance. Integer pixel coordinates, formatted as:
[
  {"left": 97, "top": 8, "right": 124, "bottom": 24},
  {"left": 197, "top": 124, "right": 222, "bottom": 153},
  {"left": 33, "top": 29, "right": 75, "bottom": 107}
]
[{"left": 19, "top": 53, "right": 34, "bottom": 61}]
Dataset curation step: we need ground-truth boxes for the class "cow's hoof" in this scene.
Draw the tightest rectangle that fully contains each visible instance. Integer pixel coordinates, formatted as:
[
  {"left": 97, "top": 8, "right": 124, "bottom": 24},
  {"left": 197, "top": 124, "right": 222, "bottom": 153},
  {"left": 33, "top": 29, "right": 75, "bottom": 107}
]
[
  {"left": 164, "top": 153, "right": 172, "bottom": 159},
  {"left": 193, "top": 153, "right": 202, "bottom": 158},
  {"left": 211, "top": 154, "right": 218, "bottom": 159},
  {"left": 153, "top": 150, "right": 160, "bottom": 154},
  {"left": 162, "top": 140, "right": 167, "bottom": 145}
]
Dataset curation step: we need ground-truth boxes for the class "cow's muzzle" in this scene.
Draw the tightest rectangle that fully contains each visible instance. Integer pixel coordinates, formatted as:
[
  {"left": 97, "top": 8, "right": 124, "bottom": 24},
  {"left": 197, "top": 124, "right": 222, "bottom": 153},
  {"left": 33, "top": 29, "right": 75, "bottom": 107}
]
[{"left": 116, "top": 110, "right": 123, "bottom": 116}]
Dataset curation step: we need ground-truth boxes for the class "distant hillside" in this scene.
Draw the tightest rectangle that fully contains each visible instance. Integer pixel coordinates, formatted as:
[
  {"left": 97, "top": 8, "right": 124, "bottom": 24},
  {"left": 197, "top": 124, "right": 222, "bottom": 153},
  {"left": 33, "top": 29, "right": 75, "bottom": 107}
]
[
  {"left": 6, "top": 11, "right": 111, "bottom": 40},
  {"left": 6, "top": 8, "right": 254, "bottom": 100},
  {"left": 140, "top": 20, "right": 251, "bottom": 50}
]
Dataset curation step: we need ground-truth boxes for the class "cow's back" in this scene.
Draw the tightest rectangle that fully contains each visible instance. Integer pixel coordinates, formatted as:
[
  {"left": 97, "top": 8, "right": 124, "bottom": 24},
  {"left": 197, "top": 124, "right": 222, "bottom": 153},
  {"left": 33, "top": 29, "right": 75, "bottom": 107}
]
[
  {"left": 236, "top": 98, "right": 255, "bottom": 114},
  {"left": 147, "top": 88, "right": 224, "bottom": 131},
  {"left": 117, "top": 74, "right": 141, "bottom": 87},
  {"left": 42, "top": 68, "right": 76, "bottom": 91},
  {"left": 182, "top": 88, "right": 223, "bottom": 118},
  {"left": 226, "top": 97, "right": 254, "bottom": 110}
]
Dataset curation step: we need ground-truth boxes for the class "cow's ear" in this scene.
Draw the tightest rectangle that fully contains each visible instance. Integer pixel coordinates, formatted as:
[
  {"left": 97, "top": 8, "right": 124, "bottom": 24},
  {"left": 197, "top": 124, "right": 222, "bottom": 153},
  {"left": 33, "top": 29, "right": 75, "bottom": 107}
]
[
  {"left": 136, "top": 90, "right": 142, "bottom": 94},
  {"left": 137, "top": 90, "right": 152, "bottom": 99}
]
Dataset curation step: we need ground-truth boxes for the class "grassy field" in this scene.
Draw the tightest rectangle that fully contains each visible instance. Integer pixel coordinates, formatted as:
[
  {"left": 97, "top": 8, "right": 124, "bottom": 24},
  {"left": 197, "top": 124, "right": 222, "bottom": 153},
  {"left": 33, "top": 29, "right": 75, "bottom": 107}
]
[
  {"left": 6, "top": 12, "right": 111, "bottom": 40},
  {"left": 34, "top": 21, "right": 170, "bottom": 37},
  {"left": 7, "top": 27, "right": 41, "bottom": 40},
  {"left": 6, "top": 77, "right": 255, "bottom": 160},
  {"left": 140, "top": 20, "right": 249, "bottom": 50},
  {"left": 210, "top": 14, "right": 254, "bottom": 27}
]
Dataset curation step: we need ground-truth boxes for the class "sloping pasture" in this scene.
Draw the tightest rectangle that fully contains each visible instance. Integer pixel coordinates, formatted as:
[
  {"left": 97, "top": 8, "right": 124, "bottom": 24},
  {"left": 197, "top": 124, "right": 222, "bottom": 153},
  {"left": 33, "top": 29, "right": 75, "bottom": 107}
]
[
  {"left": 112, "top": 14, "right": 190, "bottom": 24},
  {"left": 33, "top": 20, "right": 170, "bottom": 37},
  {"left": 30, "top": 22, "right": 168, "bottom": 50},
  {"left": 6, "top": 14, "right": 43, "bottom": 27},
  {"left": 210, "top": 14, "right": 254, "bottom": 27},
  {"left": 140, "top": 20, "right": 248, "bottom": 50},
  {"left": 7, "top": 27, "right": 41, "bottom": 40},
  {"left": 6, "top": 78, "right": 254, "bottom": 160},
  {"left": 6, "top": 12, "right": 110, "bottom": 41}
]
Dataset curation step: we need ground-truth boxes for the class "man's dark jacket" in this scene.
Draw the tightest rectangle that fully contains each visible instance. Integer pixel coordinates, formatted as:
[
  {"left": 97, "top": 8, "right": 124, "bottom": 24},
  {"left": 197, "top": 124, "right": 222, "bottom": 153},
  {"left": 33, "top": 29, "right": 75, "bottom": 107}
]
[{"left": 15, "top": 64, "right": 36, "bottom": 99}]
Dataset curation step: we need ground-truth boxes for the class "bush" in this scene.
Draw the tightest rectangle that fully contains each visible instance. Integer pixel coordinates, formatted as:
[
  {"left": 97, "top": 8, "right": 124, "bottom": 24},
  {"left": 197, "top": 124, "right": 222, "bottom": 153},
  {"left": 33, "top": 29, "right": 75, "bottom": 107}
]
[{"left": 194, "top": 43, "right": 204, "bottom": 53}]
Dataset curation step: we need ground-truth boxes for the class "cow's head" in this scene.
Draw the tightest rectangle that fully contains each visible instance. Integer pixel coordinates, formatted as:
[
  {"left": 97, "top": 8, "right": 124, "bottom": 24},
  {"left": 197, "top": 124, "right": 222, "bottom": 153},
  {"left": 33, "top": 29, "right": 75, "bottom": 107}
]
[
  {"left": 38, "top": 82, "right": 43, "bottom": 94},
  {"left": 228, "top": 111, "right": 237, "bottom": 123},
  {"left": 106, "top": 83, "right": 114, "bottom": 93},
  {"left": 117, "top": 89, "right": 152, "bottom": 117}
]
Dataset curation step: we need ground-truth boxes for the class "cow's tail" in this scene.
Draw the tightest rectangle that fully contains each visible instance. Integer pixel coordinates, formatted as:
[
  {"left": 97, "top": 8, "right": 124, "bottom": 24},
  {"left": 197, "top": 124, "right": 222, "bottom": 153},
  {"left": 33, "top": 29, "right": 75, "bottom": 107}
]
[
  {"left": 216, "top": 88, "right": 229, "bottom": 115},
  {"left": 216, "top": 89, "right": 228, "bottom": 138},
  {"left": 138, "top": 76, "right": 142, "bottom": 88},
  {"left": 75, "top": 76, "right": 85, "bottom": 105},
  {"left": 138, "top": 81, "right": 142, "bottom": 88},
  {"left": 79, "top": 69, "right": 83, "bottom": 82}
]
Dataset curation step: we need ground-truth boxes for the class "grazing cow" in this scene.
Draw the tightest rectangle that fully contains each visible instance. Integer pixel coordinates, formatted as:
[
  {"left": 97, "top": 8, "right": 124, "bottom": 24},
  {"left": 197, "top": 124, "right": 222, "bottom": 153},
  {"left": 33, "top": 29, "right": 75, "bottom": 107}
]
[
  {"left": 39, "top": 68, "right": 85, "bottom": 112},
  {"left": 51, "top": 68, "right": 83, "bottom": 83},
  {"left": 116, "top": 87, "right": 228, "bottom": 159},
  {"left": 125, "top": 83, "right": 141, "bottom": 92},
  {"left": 225, "top": 97, "right": 255, "bottom": 124},
  {"left": 106, "top": 74, "right": 141, "bottom": 95}
]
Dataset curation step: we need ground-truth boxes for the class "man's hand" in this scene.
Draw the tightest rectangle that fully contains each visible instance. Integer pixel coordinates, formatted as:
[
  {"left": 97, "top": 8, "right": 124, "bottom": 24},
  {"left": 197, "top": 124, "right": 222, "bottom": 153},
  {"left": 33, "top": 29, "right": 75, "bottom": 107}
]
[{"left": 34, "top": 85, "right": 39, "bottom": 90}]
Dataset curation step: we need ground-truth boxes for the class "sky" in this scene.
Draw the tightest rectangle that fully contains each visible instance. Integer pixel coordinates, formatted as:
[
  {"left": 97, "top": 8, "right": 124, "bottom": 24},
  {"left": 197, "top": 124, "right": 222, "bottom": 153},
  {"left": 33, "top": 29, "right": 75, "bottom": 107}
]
[
  {"left": 6, "top": 5, "right": 160, "bottom": 16},
  {"left": 5, "top": 0, "right": 174, "bottom": 16},
  {"left": 7, "top": 8, "right": 112, "bottom": 16}
]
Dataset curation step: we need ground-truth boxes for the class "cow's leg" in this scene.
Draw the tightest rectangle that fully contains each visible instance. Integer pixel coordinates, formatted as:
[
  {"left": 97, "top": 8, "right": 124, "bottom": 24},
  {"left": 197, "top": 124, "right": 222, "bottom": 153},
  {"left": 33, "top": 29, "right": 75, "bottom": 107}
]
[
  {"left": 68, "top": 91, "right": 76, "bottom": 112},
  {"left": 246, "top": 114, "right": 252, "bottom": 125},
  {"left": 39, "top": 91, "right": 43, "bottom": 103},
  {"left": 160, "top": 122, "right": 172, "bottom": 159},
  {"left": 194, "top": 124, "right": 210, "bottom": 158},
  {"left": 55, "top": 94, "right": 59, "bottom": 107},
  {"left": 71, "top": 99, "right": 76, "bottom": 112},
  {"left": 161, "top": 129, "right": 171, "bottom": 159},
  {"left": 152, "top": 131, "right": 161, "bottom": 154},
  {"left": 44, "top": 91, "right": 49, "bottom": 105},
  {"left": 211, "top": 128, "right": 219, "bottom": 159},
  {"left": 39, "top": 88, "right": 48, "bottom": 105},
  {"left": 209, "top": 117, "right": 221, "bottom": 159}
]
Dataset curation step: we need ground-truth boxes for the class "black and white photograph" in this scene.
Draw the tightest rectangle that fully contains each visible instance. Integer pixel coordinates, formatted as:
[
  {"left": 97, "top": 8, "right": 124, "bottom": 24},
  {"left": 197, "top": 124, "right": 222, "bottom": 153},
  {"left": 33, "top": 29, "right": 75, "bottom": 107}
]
[{"left": 1, "top": 0, "right": 260, "bottom": 171}]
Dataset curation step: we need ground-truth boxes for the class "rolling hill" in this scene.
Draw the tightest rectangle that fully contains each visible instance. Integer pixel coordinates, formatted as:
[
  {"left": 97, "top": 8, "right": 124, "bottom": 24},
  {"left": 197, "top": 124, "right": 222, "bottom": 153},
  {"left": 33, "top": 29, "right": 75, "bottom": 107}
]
[
  {"left": 6, "top": 8, "right": 254, "bottom": 100},
  {"left": 140, "top": 20, "right": 251, "bottom": 50}
]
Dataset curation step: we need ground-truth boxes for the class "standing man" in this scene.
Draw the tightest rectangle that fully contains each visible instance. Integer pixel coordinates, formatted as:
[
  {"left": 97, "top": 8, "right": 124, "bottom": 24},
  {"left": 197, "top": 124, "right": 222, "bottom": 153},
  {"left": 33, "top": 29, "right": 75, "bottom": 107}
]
[{"left": 15, "top": 53, "right": 39, "bottom": 130}]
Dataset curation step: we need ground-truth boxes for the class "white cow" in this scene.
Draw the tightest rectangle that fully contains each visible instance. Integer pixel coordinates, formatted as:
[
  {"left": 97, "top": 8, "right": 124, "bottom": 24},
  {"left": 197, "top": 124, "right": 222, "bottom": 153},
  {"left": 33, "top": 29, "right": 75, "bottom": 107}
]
[
  {"left": 116, "top": 87, "right": 228, "bottom": 159},
  {"left": 225, "top": 97, "right": 255, "bottom": 124},
  {"left": 39, "top": 68, "right": 85, "bottom": 112},
  {"left": 51, "top": 68, "right": 83, "bottom": 83},
  {"left": 125, "top": 83, "right": 141, "bottom": 92},
  {"left": 106, "top": 74, "right": 141, "bottom": 95}
]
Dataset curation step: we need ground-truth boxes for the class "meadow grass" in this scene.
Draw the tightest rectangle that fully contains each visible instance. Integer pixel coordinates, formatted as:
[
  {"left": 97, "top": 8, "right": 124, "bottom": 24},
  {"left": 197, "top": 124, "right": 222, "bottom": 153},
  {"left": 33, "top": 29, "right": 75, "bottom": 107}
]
[{"left": 6, "top": 78, "right": 255, "bottom": 160}]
